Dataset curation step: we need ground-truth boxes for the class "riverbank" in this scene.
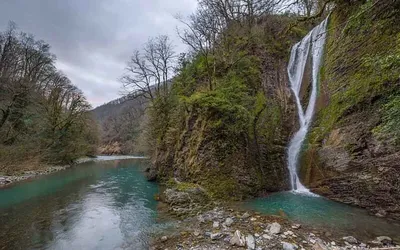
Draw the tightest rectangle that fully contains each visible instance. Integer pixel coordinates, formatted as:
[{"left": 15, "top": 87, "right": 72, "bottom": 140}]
[
  {"left": 151, "top": 206, "right": 399, "bottom": 250},
  {"left": 151, "top": 188, "right": 399, "bottom": 250},
  {"left": 0, "top": 155, "right": 148, "bottom": 188},
  {"left": 0, "top": 157, "right": 95, "bottom": 188}
]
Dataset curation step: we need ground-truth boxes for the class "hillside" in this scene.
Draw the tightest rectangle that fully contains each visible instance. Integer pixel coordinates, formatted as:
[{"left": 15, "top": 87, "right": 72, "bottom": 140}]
[{"left": 92, "top": 94, "right": 148, "bottom": 155}]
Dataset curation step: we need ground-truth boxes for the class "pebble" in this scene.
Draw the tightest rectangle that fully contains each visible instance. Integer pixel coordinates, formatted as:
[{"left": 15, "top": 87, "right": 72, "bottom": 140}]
[
  {"left": 262, "top": 234, "right": 272, "bottom": 240},
  {"left": 161, "top": 236, "right": 168, "bottom": 242},
  {"left": 212, "top": 221, "right": 219, "bottom": 228},
  {"left": 242, "top": 212, "right": 250, "bottom": 219},
  {"left": 292, "top": 224, "right": 301, "bottom": 229},
  {"left": 250, "top": 217, "right": 257, "bottom": 221},
  {"left": 210, "top": 233, "right": 223, "bottom": 240}
]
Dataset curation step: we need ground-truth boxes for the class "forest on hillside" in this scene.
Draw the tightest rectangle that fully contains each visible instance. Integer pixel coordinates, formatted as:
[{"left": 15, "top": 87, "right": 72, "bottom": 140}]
[{"left": 0, "top": 23, "right": 98, "bottom": 174}]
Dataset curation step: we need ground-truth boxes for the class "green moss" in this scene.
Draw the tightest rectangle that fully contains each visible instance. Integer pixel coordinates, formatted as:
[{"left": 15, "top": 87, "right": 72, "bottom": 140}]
[
  {"left": 301, "top": 1, "right": 400, "bottom": 184},
  {"left": 309, "top": 2, "right": 400, "bottom": 144}
]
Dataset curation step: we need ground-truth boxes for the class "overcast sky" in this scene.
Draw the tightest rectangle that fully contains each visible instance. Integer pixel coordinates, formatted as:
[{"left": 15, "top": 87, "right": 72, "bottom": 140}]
[{"left": 0, "top": 0, "right": 197, "bottom": 107}]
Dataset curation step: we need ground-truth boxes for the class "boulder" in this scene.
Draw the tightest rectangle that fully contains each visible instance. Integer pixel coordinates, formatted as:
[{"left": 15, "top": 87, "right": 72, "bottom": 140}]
[
  {"left": 375, "top": 236, "right": 393, "bottom": 245},
  {"left": 282, "top": 242, "right": 298, "bottom": 250},
  {"left": 267, "top": 222, "right": 281, "bottom": 235},
  {"left": 246, "top": 234, "right": 256, "bottom": 250},
  {"left": 164, "top": 189, "right": 191, "bottom": 205},
  {"left": 230, "top": 230, "right": 246, "bottom": 247},
  {"left": 312, "top": 239, "right": 329, "bottom": 250},
  {"left": 342, "top": 236, "right": 358, "bottom": 244}
]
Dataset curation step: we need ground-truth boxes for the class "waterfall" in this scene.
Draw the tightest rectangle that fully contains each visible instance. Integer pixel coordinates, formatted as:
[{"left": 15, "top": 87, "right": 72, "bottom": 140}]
[{"left": 287, "top": 17, "right": 329, "bottom": 192}]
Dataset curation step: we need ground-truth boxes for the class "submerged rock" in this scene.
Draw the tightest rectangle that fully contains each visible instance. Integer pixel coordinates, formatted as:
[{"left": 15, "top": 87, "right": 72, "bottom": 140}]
[
  {"left": 375, "top": 210, "right": 387, "bottom": 218},
  {"left": 375, "top": 236, "right": 392, "bottom": 245}
]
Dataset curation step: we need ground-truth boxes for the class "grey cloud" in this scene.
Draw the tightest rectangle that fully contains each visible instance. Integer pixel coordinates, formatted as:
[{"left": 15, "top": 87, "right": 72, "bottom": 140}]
[{"left": 0, "top": 0, "right": 197, "bottom": 107}]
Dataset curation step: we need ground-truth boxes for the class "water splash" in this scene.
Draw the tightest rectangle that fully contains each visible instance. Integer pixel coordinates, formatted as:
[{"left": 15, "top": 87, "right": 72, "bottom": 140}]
[{"left": 287, "top": 17, "right": 329, "bottom": 192}]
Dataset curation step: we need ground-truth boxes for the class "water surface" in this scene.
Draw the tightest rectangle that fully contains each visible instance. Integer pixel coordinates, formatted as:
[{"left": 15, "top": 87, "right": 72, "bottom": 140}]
[
  {"left": 244, "top": 191, "right": 400, "bottom": 242},
  {"left": 0, "top": 158, "right": 164, "bottom": 250}
]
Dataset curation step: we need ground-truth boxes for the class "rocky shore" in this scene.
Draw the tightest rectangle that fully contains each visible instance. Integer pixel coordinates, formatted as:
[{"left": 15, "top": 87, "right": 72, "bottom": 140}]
[
  {"left": 151, "top": 188, "right": 399, "bottom": 250},
  {"left": 0, "top": 157, "right": 94, "bottom": 188}
]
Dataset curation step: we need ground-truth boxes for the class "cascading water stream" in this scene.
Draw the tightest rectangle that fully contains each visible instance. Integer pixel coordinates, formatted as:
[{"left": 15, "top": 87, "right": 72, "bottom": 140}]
[{"left": 287, "top": 17, "right": 329, "bottom": 192}]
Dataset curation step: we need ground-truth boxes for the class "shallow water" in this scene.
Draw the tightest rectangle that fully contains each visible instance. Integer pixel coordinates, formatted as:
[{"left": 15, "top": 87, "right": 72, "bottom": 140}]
[
  {"left": 244, "top": 191, "right": 400, "bottom": 242},
  {"left": 0, "top": 157, "right": 165, "bottom": 250}
]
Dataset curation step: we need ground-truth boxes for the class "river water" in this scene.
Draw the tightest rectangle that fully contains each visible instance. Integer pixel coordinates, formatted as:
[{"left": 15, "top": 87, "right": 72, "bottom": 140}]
[
  {"left": 1, "top": 158, "right": 400, "bottom": 249},
  {"left": 0, "top": 157, "right": 166, "bottom": 250},
  {"left": 244, "top": 191, "right": 400, "bottom": 242}
]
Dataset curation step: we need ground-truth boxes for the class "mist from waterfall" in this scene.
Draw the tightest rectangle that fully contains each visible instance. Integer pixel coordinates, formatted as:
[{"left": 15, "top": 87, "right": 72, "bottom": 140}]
[{"left": 287, "top": 17, "right": 329, "bottom": 192}]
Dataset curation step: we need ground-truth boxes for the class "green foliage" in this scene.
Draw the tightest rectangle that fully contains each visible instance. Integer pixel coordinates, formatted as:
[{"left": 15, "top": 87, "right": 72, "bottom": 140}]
[
  {"left": 0, "top": 24, "right": 98, "bottom": 172},
  {"left": 374, "top": 96, "right": 400, "bottom": 145},
  {"left": 146, "top": 11, "right": 309, "bottom": 198},
  {"left": 184, "top": 79, "right": 252, "bottom": 134}
]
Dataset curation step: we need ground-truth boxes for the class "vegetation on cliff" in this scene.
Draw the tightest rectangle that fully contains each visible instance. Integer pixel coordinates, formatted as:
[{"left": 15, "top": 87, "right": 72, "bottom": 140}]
[
  {"left": 0, "top": 23, "right": 99, "bottom": 174},
  {"left": 301, "top": 0, "right": 400, "bottom": 219},
  {"left": 121, "top": 0, "right": 330, "bottom": 199}
]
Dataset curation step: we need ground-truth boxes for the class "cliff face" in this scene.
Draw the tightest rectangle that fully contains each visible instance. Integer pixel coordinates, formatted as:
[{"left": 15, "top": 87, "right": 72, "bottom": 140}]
[
  {"left": 301, "top": 0, "right": 400, "bottom": 219},
  {"left": 150, "top": 16, "right": 309, "bottom": 199}
]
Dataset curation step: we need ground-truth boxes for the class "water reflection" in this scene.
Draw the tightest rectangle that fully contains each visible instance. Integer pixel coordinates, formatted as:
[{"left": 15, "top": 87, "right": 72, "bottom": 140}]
[{"left": 0, "top": 159, "right": 162, "bottom": 250}]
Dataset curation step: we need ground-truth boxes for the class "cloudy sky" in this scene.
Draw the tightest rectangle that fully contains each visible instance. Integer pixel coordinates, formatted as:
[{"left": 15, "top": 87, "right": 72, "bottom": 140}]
[{"left": 0, "top": 0, "right": 197, "bottom": 107}]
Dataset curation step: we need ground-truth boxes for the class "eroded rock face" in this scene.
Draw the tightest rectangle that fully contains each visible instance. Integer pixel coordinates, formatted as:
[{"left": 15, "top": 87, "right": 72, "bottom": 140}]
[
  {"left": 305, "top": 109, "right": 400, "bottom": 220},
  {"left": 299, "top": 2, "right": 400, "bottom": 221},
  {"left": 162, "top": 188, "right": 210, "bottom": 216}
]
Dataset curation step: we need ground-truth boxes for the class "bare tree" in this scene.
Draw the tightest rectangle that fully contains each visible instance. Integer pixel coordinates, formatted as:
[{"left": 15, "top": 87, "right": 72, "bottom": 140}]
[{"left": 121, "top": 35, "right": 176, "bottom": 102}]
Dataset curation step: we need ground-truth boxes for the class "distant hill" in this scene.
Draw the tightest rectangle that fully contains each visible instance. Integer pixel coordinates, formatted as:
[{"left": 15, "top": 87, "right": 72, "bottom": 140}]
[{"left": 92, "top": 94, "right": 148, "bottom": 155}]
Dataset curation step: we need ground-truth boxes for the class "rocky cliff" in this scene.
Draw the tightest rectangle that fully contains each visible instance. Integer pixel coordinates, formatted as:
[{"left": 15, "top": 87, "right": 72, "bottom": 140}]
[
  {"left": 148, "top": 15, "right": 311, "bottom": 199},
  {"left": 301, "top": 0, "right": 400, "bottom": 220}
]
